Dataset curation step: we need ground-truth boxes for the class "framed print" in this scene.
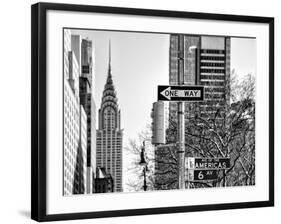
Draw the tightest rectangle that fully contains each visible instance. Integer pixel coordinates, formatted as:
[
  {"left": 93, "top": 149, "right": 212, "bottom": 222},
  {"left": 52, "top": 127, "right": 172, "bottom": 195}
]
[{"left": 31, "top": 2, "right": 274, "bottom": 222}]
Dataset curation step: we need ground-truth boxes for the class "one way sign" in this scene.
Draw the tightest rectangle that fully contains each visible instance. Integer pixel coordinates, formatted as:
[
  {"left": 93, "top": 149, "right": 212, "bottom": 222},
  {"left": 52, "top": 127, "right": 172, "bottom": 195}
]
[{"left": 158, "top": 85, "right": 205, "bottom": 101}]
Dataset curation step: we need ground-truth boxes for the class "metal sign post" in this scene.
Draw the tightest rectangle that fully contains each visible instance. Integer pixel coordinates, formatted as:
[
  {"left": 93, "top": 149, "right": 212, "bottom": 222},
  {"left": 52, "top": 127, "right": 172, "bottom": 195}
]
[
  {"left": 156, "top": 35, "right": 204, "bottom": 190},
  {"left": 177, "top": 34, "right": 185, "bottom": 190}
]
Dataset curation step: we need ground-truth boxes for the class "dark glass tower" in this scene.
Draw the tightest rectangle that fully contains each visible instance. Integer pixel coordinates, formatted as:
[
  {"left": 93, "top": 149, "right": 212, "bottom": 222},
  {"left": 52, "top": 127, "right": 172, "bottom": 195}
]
[{"left": 79, "top": 38, "right": 96, "bottom": 193}]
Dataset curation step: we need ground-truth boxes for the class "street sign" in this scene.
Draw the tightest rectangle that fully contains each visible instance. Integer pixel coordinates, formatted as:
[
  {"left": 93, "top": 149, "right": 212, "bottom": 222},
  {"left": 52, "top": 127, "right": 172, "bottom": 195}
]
[
  {"left": 186, "top": 157, "right": 231, "bottom": 170},
  {"left": 187, "top": 169, "right": 218, "bottom": 181},
  {"left": 158, "top": 85, "right": 204, "bottom": 101}
]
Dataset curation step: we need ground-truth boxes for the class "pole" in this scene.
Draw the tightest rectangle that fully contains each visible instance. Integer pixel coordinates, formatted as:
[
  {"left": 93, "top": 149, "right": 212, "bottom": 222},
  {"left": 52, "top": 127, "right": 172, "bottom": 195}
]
[
  {"left": 143, "top": 167, "right": 147, "bottom": 191},
  {"left": 177, "top": 34, "right": 186, "bottom": 189}
]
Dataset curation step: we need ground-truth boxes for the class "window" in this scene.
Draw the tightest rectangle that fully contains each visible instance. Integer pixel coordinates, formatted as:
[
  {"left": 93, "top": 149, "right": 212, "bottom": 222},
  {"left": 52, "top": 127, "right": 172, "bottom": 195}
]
[{"left": 103, "top": 107, "right": 116, "bottom": 129}]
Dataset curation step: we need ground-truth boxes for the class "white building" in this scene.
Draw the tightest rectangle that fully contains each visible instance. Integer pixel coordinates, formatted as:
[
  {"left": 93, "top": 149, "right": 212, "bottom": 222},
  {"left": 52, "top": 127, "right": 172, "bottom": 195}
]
[
  {"left": 63, "top": 29, "right": 81, "bottom": 196},
  {"left": 71, "top": 35, "right": 82, "bottom": 71},
  {"left": 151, "top": 101, "right": 169, "bottom": 145},
  {"left": 68, "top": 51, "right": 80, "bottom": 95},
  {"left": 64, "top": 80, "right": 80, "bottom": 195}
]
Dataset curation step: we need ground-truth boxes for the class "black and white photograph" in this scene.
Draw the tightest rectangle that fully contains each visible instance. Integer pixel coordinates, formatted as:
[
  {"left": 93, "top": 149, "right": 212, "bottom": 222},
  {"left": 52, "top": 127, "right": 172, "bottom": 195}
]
[
  {"left": 0, "top": 0, "right": 278, "bottom": 223},
  {"left": 63, "top": 28, "right": 256, "bottom": 195},
  {"left": 30, "top": 2, "right": 274, "bottom": 222}
]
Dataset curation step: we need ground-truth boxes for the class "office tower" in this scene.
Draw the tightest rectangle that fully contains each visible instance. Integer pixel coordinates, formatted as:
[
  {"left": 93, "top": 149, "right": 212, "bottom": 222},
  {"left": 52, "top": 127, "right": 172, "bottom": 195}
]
[
  {"left": 79, "top": 38, "right": 96, "bottom": 194},
  {"left": 154, "top": 34, "right": 231, "bottom": 190},
  {"left": 81, "top": 39, "right": 93, "bottom": 84},
  {"left": 64, "top": 31, "right": 96, "bottom": 195},
  {"left": 96, "top": 43, "right": 123, "bottom": 192},
  {"left": 168, "top": 35, "right": 230, "bottom": 122},
  {"left": 63, "top": 30, "right": 84, "bottom": 195}
]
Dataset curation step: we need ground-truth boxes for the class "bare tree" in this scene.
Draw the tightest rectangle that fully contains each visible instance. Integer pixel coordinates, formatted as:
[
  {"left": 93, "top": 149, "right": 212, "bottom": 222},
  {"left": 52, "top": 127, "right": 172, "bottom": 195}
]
[
  {"left": 125, "top": 72, "right": 255, "bottom": 191},
  {"left": 124, "top": 126, "right": 155, "bottom": 192},
  {"left": 156, "top": 72, "right": 255, "bottom": 189}
]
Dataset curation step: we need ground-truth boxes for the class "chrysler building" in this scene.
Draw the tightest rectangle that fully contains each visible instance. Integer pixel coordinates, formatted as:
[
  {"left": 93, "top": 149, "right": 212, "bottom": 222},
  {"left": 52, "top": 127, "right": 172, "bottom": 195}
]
[{"left": 96, "top": 42, "right": 123, "bottom": 192}]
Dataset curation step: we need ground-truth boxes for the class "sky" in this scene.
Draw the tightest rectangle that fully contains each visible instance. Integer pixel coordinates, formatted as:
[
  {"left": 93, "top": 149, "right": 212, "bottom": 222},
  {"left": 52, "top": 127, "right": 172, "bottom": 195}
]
[
  {"left": 70, "top": 29, "right": 256, "bottom": 150},
  {"left": 231, "top": 38, "right": 256, "bottom": 79}
]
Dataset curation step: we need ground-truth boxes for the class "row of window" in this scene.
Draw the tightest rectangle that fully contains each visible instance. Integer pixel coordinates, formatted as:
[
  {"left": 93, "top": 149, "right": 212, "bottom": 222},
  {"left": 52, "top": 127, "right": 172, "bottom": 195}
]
[
  {"left": 97, "top": 141, "right": 122, "bottom": 143},
  {"left": 96, "top": 146, "right": 122, "bottom": 150},
  {"left": 200, "top": 56, "right": 225, "bottom": 61},
  {"left": 97, "top": 136, "right": 122, "bottom": 139},
  {"left": 96, "top": 159, "right": 122, "bottom": 163},
  {"left": 96, "top": 160, "right": 122, "bottom": 164},
  {"left": 200, "top": 69, "right": 225, "bottom": 73},
  {"left": 200, "top": 49, "right": 225, "bottom": 54},
  {"left": 200, "top": 62, "right": 225, "bottom": 67},
  {"left": 96, "top": 143, "right": 122, "bottom": 145},
  {"left": 200, "top": 81, "right": 225, "bottom": 86},
  {"left": 96, "top": 147, "right": 122, "bottom": 151},
  {"left": 200, "top": 75, "right": 225, "bottom": 80},
  {"left": 96, "top": 152, "right": 122, "bottom": 156}
]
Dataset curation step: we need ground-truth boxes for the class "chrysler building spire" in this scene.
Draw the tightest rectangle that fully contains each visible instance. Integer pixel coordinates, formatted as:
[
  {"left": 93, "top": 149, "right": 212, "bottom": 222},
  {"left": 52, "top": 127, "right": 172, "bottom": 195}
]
[{"left": 108, "top": 39, "right": 112, "bottom": 76}]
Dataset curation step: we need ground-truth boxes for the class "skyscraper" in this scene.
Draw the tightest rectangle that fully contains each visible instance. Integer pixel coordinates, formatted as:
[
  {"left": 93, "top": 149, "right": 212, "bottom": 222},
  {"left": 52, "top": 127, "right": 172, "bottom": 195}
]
[
  {"left": 63, "top": 30, "right": 87, "bottom": 195},
  {"left": 154, "top": 34, "right": 231, "bottom": 190},
  {"left": 168, "top": 35, "right": 230, "bottom": 122},
  {"left": 79, "top": 38, "right": 96, "bottom": 194},
  {"left": 63, "top": 30, "right": 97, "bottom": 195},
  {"left": 96, "top": 43, "right": 123, "bottom": 192}
]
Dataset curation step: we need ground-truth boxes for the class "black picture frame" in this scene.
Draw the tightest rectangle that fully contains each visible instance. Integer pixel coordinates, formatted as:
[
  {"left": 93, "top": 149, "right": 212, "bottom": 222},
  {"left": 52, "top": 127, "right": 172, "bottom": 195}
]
[{"left": 31, "top": 2, "right": 274, "bottom": 222}]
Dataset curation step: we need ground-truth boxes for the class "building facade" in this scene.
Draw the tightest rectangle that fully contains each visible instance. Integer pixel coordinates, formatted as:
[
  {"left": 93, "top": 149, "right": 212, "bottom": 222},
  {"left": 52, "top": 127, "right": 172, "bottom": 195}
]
[
  {"left": 154, "top": 34, "right": 231, "bottom": 190},
  {"left": 71, "top": 35, "right": 82, "bottom": 71},
  {"left": 79, "top": 38, "right": 96, "bottom": 194},
  {"left": 73, "top": 105, "right": 87, "bottom": 194},
  {"left": 96, "top": 44, "right": 123, "bottom": 192},
  {"left": 63, "top": 30, "right": 96, "bottom": 195},
  {"left": 63, "top": 29, "right": 82, "bottom": 195},
  {"left": 95, "top": 167, "right": 114, "bottom": 193},
  {"left": 168, "top": 35, "right": 230, "bottom": 121},
  {"left": 81, "top": 39, "right": 93, "bottom": 84}
]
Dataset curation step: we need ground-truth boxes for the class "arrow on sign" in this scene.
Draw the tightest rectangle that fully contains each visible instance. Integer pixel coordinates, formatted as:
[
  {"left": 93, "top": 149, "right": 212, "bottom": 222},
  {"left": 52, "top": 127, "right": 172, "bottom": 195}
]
[
  {"left": 158, "top": 85, "right": 204, "bottom": 102},
  {"left": 160, "top": 87, "right": 201, "bottom": 100}
]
